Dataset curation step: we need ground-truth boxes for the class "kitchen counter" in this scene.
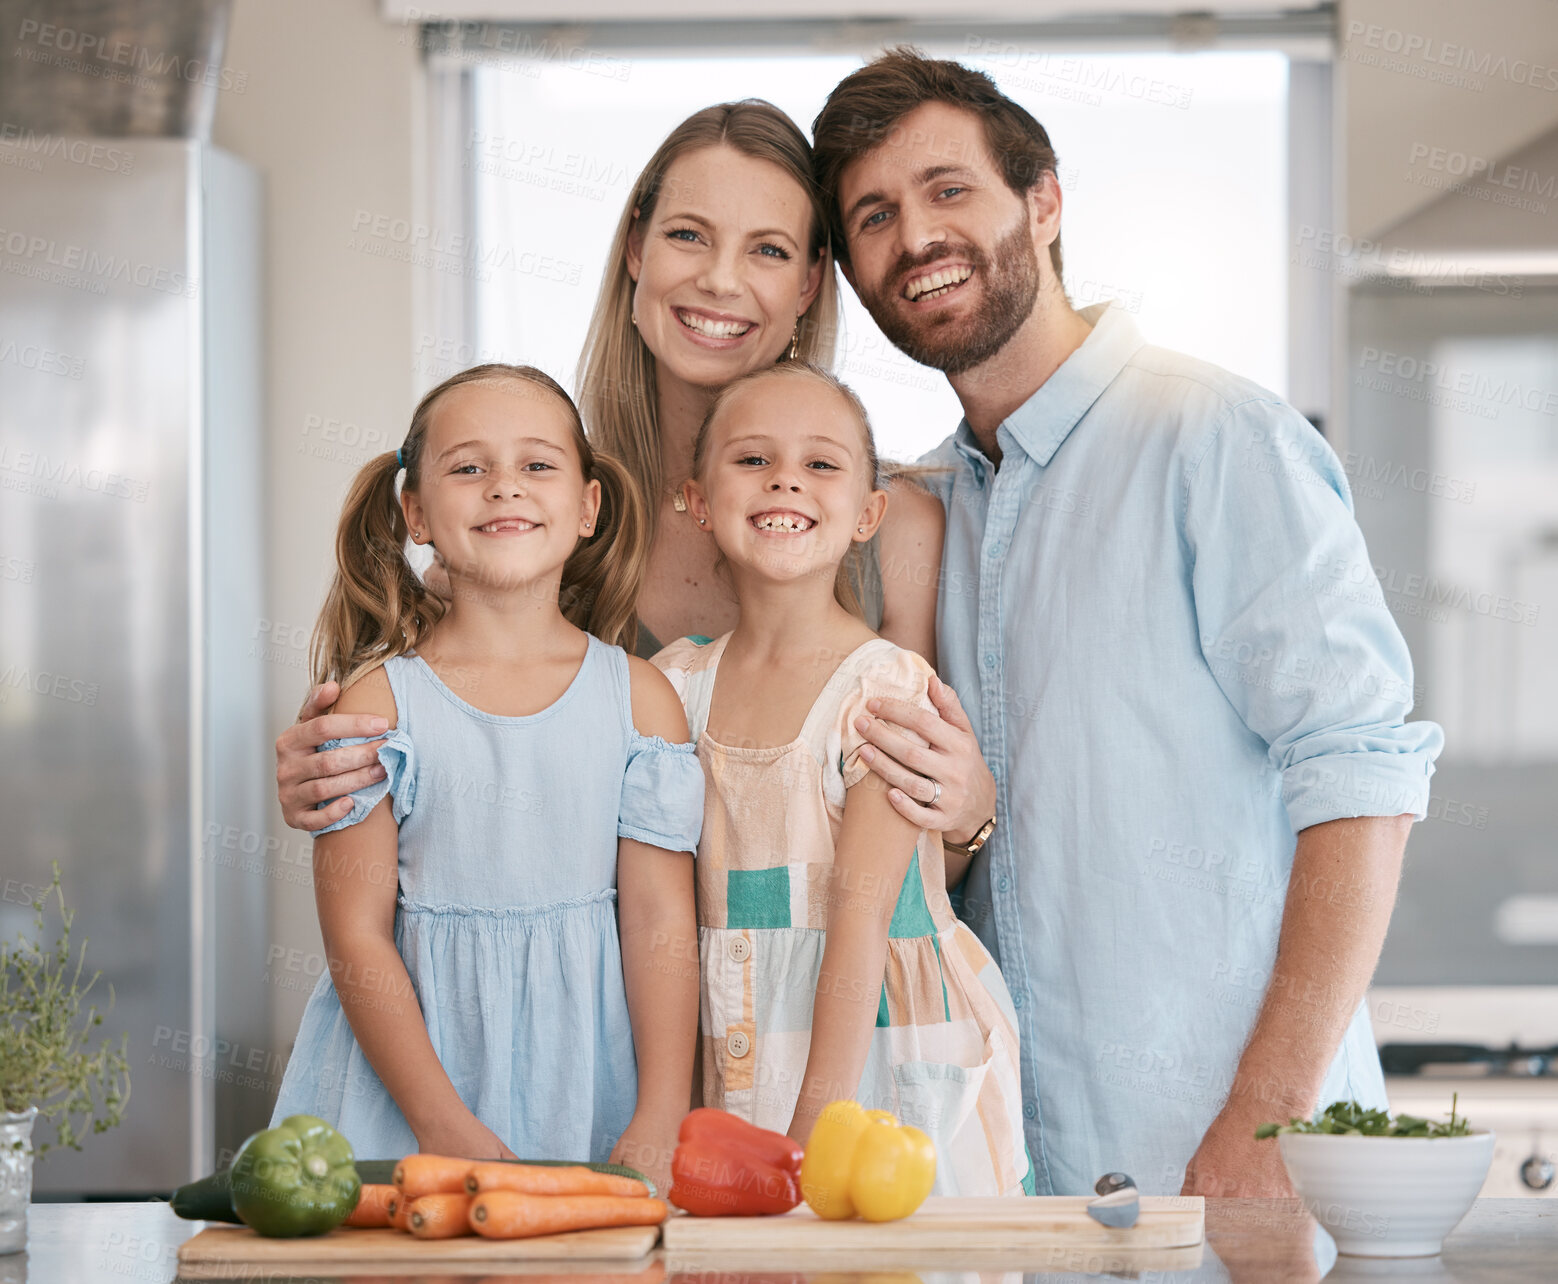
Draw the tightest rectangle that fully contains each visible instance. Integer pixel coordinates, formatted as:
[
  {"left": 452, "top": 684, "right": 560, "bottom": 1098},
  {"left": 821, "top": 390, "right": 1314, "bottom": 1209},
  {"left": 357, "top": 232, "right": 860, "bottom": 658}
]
[{"left": 6, "top": 1197, "right": 1555, "bottom": 1282}]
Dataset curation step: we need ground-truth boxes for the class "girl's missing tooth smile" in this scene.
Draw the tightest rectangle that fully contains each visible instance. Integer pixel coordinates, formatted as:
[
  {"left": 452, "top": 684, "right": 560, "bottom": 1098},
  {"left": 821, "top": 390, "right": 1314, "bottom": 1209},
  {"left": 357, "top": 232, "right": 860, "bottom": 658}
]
[{"left": 683, "top": 363, "right": 888, "bottom": 592}]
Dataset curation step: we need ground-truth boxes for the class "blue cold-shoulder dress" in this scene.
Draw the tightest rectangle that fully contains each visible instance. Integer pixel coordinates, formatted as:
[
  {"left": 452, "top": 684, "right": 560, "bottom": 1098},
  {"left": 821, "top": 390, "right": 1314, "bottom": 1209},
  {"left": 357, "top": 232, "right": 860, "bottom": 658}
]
[{"left": 269, "top": 634, "right": 704, "bottom": 1162}]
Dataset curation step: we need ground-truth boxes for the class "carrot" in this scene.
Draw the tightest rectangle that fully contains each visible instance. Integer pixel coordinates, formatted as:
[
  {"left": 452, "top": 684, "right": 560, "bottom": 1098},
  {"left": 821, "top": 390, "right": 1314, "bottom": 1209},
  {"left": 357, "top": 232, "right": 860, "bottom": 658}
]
[
  {"left": 409, "top": 1192, "right": 474, "bottom": 1239},
  {"left": 394, "top": 1154, "right": 475, "bottom": 1200},
  {"left": 343, "top": 1183, "right": 397, "bottom": 1228},
  {"left": 469, "top": 1192, "right": 668, "bottom": 1239},
  {"left": 386, "top": 1191, "right": 415, "bottom": 1232},
  {"left": 465, "top": 1162, "right": 649, "bottom": 1199}
]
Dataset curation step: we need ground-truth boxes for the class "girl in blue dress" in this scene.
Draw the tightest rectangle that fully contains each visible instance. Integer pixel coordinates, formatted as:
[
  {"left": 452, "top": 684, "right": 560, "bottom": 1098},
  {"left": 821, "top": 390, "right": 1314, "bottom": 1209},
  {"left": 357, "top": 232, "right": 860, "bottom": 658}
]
[{"left": 270, "top": 364, "right": 703, "bottom": 1187}]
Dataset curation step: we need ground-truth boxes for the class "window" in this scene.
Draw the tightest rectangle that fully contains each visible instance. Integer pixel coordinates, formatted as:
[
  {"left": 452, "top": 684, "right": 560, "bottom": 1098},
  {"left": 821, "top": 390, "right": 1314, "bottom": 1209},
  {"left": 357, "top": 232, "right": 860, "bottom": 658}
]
[{"left": 435, "top": 36, "right": 1301, "bottom": 462}]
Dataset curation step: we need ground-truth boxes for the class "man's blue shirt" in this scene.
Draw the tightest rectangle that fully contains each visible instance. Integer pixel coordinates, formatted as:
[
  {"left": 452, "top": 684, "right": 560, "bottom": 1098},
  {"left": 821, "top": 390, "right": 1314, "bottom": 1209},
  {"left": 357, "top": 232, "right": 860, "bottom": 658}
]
[{"left": 917, "top": 302, "right": 1444, "bottom": 1195}]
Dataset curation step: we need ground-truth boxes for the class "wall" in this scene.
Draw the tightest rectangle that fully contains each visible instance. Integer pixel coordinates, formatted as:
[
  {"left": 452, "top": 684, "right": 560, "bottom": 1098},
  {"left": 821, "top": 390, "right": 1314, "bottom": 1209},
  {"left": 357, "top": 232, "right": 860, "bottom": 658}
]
[
  {"left": 1342, "top": 0, "right": 1558, "bottom": 240},
  {"left": 213, "top": 0, "right": 420, "bottom": 1060}
]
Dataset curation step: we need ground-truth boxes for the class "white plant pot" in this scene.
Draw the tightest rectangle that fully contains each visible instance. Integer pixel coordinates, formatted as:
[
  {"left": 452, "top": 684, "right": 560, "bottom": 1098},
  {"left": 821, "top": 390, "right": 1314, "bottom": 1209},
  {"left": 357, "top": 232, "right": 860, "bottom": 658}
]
[
  {"left": 1277, "top": 1130, "right": 1495, "bottom": 1257},
  {"left": 0, "top": 1108, "right": 38, "bottom": 1256}
]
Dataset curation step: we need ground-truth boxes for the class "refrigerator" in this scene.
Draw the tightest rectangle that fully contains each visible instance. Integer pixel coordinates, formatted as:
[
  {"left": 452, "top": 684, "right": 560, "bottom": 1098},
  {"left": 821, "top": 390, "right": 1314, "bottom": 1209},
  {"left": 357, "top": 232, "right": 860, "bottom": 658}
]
[{"left": 0, "top": 136, "right": 270, "bottom": 1195}]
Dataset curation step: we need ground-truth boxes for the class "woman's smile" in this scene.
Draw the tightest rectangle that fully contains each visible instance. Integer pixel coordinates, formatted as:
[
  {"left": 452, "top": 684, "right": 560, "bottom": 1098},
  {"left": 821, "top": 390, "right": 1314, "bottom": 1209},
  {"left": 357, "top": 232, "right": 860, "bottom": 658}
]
[{"left": 672, "top": 304, "right": 758, "bottom": 348}]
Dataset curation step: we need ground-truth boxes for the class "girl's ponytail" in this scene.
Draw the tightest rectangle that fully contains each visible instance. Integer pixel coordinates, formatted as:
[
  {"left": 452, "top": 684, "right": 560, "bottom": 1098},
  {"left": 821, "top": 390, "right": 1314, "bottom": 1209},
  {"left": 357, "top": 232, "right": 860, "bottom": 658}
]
[
  {"left": 305, "top": 449, "right": 445, "bottom": 712},
  {"left": 560, "top": 445, "right": 650, "bottom": 652}
]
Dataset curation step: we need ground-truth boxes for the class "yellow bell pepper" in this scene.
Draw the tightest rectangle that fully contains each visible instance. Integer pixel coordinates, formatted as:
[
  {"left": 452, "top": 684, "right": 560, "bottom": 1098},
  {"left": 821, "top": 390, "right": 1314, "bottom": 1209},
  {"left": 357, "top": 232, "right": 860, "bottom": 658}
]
[
  {"left": 800, "top": 1100, "right": 937, "bottom": 1222},
  {"left": 850, "top": 1117, "right": 938, "bottom": 1222},
  {"left": 800, "top": 1099, "right": 871, "bottom": 1219}
]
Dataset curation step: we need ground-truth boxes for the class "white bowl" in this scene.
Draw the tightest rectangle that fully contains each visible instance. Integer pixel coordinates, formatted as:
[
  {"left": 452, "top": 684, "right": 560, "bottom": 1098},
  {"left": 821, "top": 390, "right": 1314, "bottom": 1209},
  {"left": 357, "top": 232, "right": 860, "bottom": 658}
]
[{"left": 1277, "top": 1131, "right": 1495, "bottom": 1257}]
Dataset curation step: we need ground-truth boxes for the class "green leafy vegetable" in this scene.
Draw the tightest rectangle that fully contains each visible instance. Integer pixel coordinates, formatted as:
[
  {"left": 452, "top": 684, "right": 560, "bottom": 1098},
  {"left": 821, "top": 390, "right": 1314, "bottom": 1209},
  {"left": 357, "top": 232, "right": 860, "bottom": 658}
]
[
  {"left": 0, "top": 862, "right": 130, "bottom": 1156},
  {"left": 1255, "top": 1095, "right": 1472, "bottom": 1140}
]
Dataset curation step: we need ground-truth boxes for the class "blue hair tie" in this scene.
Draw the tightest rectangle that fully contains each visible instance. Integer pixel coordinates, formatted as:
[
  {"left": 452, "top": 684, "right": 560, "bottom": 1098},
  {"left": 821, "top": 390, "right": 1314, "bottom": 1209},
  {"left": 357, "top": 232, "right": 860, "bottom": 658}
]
[{"left": 396, "top": 446, "right": 404, "bottom": 470}]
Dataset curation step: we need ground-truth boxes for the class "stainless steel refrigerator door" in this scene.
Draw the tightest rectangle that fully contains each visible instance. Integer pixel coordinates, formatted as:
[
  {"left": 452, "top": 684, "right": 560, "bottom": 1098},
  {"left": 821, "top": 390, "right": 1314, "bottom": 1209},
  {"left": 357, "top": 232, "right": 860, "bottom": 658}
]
[
  {"left": 0, "top": 137, "right": 265, "bottom": 1194},
  {"left": 199, "top": 144, "right": 272, "bottom": 1172}
]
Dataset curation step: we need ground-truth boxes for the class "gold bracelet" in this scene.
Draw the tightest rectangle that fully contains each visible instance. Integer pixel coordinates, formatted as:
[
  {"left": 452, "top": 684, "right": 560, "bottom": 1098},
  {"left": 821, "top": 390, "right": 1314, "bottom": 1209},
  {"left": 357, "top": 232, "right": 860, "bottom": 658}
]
[{"left": 945, "top": 815, "right": 997, "bottom": 858}]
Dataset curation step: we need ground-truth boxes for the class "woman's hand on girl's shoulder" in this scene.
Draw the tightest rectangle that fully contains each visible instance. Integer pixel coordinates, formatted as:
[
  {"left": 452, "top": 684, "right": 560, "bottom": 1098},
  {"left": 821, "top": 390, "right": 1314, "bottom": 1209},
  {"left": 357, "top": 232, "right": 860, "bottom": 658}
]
[
  {"left": 877, "top": 476, "right": 945, "bottom": 670},
  {"left": 626, "top": 655, "right": 691, "bottom": 743},
  {"left": 276, "top": 667, "right": 398, "bottom": 832}
]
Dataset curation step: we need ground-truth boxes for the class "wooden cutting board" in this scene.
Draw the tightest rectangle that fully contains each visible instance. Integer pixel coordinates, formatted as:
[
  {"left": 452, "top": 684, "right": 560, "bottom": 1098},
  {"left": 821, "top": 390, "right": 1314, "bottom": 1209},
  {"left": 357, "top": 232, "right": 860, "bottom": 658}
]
[
  {"left": 177, "top": 1223, "right": 660, "bottom": 1277},
  {"left": 660, "top": 1195, "right": 1204, "bottom": 1253}
]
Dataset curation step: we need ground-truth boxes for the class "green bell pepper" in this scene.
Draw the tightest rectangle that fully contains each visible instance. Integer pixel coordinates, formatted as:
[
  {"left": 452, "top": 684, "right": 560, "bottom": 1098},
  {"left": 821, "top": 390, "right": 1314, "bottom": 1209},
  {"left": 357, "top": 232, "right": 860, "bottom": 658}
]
[{"left": 228, "top": 1114, "right": 362, "bottom": 1237}]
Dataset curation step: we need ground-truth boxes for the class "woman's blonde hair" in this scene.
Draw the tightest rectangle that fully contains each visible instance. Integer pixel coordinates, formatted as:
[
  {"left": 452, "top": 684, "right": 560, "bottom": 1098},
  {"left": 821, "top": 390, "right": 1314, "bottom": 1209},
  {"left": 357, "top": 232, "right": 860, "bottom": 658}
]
[
  {"left": 576, "top": 100, "right": 840, "bottom": 555},
  {"left": 306, "top": 364, "right": 650, "bottom": 704},
  {"left": 690, "top": 361, "right": 881, "bottom": 621}
]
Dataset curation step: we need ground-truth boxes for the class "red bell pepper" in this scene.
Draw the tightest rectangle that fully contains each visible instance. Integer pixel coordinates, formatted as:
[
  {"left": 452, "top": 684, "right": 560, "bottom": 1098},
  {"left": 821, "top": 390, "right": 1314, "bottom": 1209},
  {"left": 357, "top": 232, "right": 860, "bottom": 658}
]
[{"left": 668, "top": 1108, "right": 804, "bottom": 1217}]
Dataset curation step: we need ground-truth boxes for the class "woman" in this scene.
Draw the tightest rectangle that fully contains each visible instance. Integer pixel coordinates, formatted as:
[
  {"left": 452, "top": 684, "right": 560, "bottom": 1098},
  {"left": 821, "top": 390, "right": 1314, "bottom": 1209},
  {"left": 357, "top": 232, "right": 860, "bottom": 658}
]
[
  {"left": 577, "top": 101, "right": 941, "bottom": 660},
  {"left": 276, "top": 103, "right": 995, "bottom": 890}
]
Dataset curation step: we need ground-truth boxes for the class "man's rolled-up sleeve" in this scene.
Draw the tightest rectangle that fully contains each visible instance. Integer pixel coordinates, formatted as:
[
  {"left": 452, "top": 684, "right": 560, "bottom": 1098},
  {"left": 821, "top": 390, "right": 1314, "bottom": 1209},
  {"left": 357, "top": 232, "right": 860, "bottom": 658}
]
[{"left": 1184, "top": 397, "right": 1444, "bottom": 833}]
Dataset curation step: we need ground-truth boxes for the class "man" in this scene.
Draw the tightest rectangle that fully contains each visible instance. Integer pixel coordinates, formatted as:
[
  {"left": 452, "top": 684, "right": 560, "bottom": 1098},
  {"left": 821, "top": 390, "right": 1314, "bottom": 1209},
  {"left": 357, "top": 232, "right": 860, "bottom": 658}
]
[{"left": 818, "top": 49, "right": 1443, "bottom": 1198}]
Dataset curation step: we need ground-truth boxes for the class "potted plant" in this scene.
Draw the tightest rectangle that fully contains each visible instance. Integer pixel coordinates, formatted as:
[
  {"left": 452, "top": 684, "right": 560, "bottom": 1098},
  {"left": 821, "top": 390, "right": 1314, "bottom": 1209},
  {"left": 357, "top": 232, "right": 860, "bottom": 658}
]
[{"left": 1, "top": 863, "right": 131, "bottom": 1254}]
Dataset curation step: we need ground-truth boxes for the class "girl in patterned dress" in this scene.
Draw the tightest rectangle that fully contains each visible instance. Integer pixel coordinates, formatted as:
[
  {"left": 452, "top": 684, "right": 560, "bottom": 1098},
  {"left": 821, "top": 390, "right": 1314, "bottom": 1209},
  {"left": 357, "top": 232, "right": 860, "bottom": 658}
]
[{"left": 651, "top": 362, "right": 1033, "bottom": 1196}]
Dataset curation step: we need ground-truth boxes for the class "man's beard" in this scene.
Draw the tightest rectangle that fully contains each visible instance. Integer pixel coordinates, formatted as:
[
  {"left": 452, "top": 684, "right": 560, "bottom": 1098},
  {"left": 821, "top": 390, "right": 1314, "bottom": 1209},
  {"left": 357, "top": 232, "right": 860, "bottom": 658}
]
[{"left": 857, "top": 212, "right": 1042, "bottom": 376}]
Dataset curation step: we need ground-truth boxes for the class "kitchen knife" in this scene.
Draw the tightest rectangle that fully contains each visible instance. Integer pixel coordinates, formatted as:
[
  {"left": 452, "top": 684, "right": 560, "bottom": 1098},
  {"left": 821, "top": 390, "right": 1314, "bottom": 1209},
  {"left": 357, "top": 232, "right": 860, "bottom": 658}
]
[{"left": 1086, "top": 1171, "right": 1140, "bottom": 1228}]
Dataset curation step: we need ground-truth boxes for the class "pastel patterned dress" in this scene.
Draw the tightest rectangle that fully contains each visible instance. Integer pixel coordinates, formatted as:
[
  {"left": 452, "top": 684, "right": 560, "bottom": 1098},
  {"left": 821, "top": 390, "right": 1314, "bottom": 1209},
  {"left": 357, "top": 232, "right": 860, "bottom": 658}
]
[
  {"left": 652, "top": 633, "right": 1034, "bottom": 1196},
  {"left": 270, "top": 635, "right": 704, "bottom": 1162}
]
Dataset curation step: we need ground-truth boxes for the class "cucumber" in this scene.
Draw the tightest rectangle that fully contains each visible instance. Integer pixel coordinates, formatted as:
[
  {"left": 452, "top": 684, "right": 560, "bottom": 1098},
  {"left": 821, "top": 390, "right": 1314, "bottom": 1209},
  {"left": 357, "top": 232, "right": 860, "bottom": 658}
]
[
  {"left": 168, "top": 1156, "right": 653, "bottom": 1221},
  {"left": 354, "top": 1159, "right": 399, "bottom": 1185},
  {"left": 168, "top": 1169, "right": 243, "bottom": 1224}
]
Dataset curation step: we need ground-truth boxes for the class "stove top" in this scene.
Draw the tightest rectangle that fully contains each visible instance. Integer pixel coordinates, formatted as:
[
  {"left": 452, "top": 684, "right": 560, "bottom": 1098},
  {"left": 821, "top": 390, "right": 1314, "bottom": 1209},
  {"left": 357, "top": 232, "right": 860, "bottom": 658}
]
[{"left": 1381, "top": 1042, "right": 1558, "bottom": 1078}]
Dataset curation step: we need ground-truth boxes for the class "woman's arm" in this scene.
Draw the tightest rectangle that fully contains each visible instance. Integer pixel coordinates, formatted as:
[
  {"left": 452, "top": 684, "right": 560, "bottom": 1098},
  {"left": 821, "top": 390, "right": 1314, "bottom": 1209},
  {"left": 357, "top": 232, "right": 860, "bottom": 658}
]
[
  {"left": 610, "top": 658, "right": 700, "bottom": 1191},
  {"left": 786, "top": 773, "right": 922, "bottom": 1146},
  {"left": 311, "top": 668, "right": 514, "bottom": 1160},
  {"left": 876, "top": 475, "right": 945, "bottom": 670}
]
